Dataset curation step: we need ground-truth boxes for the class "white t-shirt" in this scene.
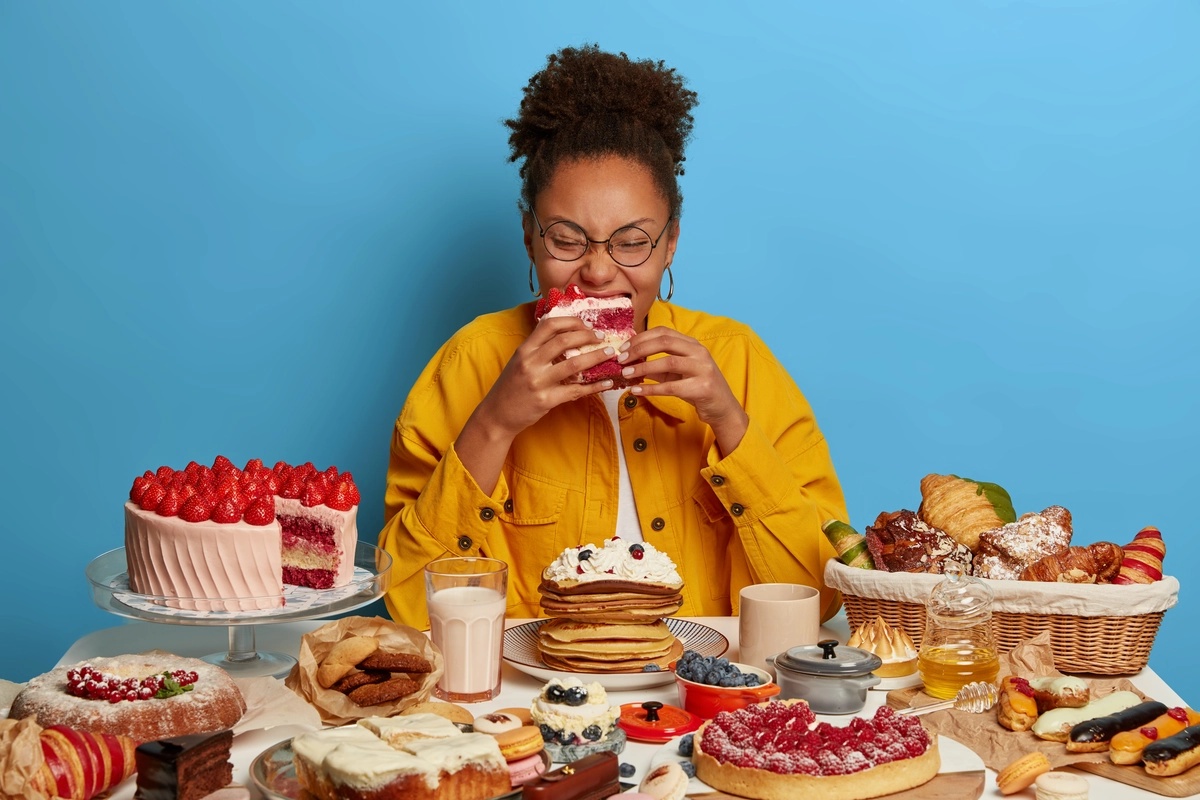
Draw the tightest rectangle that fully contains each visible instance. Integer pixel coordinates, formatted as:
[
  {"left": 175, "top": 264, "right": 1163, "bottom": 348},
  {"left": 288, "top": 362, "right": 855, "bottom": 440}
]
[{"left": 600, "top": 390, "right": 643, "bottom": 543}]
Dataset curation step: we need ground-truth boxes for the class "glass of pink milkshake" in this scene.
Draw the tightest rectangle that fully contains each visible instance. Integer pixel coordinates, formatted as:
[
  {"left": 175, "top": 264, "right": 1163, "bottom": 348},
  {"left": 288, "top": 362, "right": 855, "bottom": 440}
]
[{"left": 424, "top": 556, "right": 508, "bottom": 702}]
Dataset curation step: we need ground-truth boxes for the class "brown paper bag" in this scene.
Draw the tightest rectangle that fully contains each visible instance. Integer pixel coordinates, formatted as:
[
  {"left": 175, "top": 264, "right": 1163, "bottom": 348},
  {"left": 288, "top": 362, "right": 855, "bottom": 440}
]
[
  {"left": 0, "top": 718, "right": 48, "bottom": 800},
  {"left": 284, "top": 616, "right": 444, "bottom": 726}
]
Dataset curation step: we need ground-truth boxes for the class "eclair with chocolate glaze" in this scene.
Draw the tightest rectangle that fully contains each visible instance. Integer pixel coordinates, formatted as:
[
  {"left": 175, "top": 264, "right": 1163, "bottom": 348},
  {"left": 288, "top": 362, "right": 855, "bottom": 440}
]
[
  {"left": 1144, "top": 724, "right": 1200, "bottom": 776},
  {"left": 1067, "top": 701, "right": 1168, "bottom": 753}
]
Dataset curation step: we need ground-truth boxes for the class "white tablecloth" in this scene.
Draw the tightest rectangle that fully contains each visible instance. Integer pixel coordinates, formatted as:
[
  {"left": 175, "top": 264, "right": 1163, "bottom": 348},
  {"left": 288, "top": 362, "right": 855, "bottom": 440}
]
[{"left": 56, "top": 615, "right": 1185, "bottom": 799}]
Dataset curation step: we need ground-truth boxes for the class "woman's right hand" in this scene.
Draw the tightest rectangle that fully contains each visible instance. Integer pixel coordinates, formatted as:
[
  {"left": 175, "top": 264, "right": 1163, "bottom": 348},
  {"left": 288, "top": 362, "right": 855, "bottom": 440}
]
[{"left": 476, "top": 315, "right": 617, "bottom": 439}]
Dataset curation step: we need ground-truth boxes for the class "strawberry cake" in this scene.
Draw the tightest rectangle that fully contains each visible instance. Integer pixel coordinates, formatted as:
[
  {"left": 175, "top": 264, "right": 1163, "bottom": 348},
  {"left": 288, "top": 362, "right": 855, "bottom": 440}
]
[
  {"left": 534, "top": 284, "right": 642, "bottom": 387},
  {"left": 124, "top": 456, "right": 360, "bottom": 610},
  {"left": 693, "top": 700, "right": 939, "bottom": 800}
]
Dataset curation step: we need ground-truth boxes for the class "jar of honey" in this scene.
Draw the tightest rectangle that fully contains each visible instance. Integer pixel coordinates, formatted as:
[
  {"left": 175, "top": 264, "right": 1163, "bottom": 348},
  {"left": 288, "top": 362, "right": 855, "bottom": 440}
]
[{"left": 917, "top": 561, "right": 999, "bottom": 699}]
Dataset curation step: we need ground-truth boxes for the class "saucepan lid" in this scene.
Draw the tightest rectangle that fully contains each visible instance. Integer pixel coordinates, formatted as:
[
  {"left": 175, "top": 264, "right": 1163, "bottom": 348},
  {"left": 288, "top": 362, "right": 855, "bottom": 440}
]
[{"left": 772, "top": 639, "right": 882, "bottom": 676}]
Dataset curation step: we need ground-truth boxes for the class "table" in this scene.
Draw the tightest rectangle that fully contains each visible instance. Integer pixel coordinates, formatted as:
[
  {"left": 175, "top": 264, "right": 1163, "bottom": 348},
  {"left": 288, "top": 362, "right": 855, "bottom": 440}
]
[{"left": 55, "top": 616, "right": 1186, "bottom": 799}]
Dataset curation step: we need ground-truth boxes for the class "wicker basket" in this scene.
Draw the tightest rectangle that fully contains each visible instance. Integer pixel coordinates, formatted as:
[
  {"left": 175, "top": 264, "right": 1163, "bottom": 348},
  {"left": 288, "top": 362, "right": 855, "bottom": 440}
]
[{"left": 825, "top": 559, "right": 1178, "bottom": 675}]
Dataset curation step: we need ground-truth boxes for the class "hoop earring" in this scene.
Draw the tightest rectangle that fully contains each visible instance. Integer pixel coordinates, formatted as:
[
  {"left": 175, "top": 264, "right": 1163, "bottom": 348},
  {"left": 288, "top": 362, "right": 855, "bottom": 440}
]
[
  {"left": 528, "top": 260, "right": 539, "bottom": 296},
  {"left": 657, "top": 265, "right": 674, "bottom": 302}
]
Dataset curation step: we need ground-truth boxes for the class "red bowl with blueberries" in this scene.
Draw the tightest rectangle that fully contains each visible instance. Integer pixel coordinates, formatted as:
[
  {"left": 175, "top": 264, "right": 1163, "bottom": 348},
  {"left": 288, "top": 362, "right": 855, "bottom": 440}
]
[{"left": 673, "top": 651, "right": 780, "bottom": 719}]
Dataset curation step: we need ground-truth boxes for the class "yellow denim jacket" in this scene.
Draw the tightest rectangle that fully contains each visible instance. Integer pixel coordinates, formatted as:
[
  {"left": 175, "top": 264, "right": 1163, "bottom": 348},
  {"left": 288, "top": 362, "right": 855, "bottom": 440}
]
[{"left": 380, "top": 300, "right": 847, "bottom": 628}]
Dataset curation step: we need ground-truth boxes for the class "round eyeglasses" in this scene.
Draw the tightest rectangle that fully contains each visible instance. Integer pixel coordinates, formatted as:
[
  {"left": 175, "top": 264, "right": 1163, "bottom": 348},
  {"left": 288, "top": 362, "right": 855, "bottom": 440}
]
[{"left": 531, "top": 208, "right": 673, "bottom": 268}]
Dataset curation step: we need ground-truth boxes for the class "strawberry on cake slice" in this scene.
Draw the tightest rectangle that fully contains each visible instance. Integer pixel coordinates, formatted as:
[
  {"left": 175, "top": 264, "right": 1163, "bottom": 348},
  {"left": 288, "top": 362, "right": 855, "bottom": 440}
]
[{"left": 534, "top": 284, "right": 642, "bottom": 388}]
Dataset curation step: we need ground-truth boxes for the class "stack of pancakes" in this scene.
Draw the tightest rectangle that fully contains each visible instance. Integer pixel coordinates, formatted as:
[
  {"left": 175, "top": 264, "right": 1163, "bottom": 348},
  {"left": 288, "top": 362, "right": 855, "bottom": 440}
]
[{"left": 537, "top": 575, "right": 684, "bottom": 672}]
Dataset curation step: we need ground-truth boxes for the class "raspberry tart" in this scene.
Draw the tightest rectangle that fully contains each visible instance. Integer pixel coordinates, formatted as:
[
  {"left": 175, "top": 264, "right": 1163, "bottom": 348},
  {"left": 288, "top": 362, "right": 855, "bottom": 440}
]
[
  {"left": 693, "top": 700, "right": 940, "bottom": 800},
  {"left": 124, "top": 456, "right": 360, "bottom": 610},
  {"left": 10, "top": 654, "right": 245, "bottom": 744},
  {"left": 534, "top": 283, "right": 642, "bottom": 387}
]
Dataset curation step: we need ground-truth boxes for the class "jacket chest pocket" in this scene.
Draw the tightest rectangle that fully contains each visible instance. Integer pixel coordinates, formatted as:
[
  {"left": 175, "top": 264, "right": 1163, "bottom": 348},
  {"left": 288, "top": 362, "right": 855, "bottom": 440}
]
[{"left": 501, "top": 476, "right": 569, "bottom": 571}]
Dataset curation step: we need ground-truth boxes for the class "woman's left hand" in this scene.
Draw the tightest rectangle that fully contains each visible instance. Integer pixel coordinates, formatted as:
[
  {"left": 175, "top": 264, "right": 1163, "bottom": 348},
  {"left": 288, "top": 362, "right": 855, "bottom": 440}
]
[{"left": 618, "top": 326, "right": 749, "bottom": 455}]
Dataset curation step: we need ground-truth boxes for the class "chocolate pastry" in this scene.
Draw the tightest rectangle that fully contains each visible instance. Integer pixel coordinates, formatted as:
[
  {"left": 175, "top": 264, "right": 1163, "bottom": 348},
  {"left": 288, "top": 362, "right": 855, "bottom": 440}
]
[
  {"left": 864, "top": 510, "right": 972, "bottom": 573},
  {"left": 522, "top": 752, "right": 620, "bottom": 800}
]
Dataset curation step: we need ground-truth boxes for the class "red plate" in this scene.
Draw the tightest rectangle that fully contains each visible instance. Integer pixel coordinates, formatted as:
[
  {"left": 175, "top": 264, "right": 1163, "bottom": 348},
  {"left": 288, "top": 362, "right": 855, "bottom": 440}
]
[{"left": 618, "top": 701, "right": 702, "bottom": 743}]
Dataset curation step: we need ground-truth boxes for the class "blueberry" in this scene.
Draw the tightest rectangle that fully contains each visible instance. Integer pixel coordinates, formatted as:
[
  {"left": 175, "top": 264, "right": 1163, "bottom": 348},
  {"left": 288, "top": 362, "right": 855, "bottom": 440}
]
[
  {"left": 719, "top": 676, "right": 738, "bottom": 687},
  {"left": 546, "top": 684, "right": 566, "bottom": 703},
  {"left": 555, "top": 729, "right": 572, "bottom": 744},
  {"left": 642, "top": 663, "right": 661, "bottom": 672},
  {"left": 678, "top": 733, "right": 694, "bottom": 757},
  {"left": 563, "top": 686, "right": 588, "bottom": 706},
  {"left": 578, "top": 549, "right": 593, "bottom": 561},
  {"left": 538, "top": 724, "right": 555, "bottom": 742},
  {"left": 680, "top": 761, "right": 696, "bottom": 778},
  {"left": 619, "top": 762, "right": 636, "bottom": 778},
  {"left": 744, "top": 674, "right": 760, "bottom": 687},
  {"left": 582, "top": 724, "right": 603, "bottom": 741}
]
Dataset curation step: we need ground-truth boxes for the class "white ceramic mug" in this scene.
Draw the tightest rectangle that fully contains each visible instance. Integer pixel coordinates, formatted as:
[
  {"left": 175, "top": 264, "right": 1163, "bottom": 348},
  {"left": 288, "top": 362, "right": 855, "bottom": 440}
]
[{"left": 738, "top": 583, "right": 821, "bottom": 678}]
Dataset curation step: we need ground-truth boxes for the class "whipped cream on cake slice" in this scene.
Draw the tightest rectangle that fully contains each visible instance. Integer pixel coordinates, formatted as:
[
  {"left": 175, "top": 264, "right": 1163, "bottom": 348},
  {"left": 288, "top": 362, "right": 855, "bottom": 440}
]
[{"left": 534, "top": 284, "right": 641, "bottom": 386}]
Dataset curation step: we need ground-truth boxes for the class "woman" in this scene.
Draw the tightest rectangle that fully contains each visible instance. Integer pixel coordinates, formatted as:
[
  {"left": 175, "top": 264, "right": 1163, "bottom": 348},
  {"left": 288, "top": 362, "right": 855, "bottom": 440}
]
[{"left": 379, "top": 45, "right": 846, "bottom": 628}]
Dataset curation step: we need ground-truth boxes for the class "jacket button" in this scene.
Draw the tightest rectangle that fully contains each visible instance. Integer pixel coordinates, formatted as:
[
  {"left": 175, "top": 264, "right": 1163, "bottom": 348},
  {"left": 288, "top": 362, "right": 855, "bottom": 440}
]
[
  {"left": 730, "top": 503, "right": 745, "bottom": 517},
  {"left": 711, "top": 475, "right": 725, "bottom": 486},
  {"left": 633, "top": 438, "right": 648, "bottom": 452},
  {"left": 504, "top": 498, "right": 513, "bottom": 513},
  {"left": 651, "top": 517, "right": 665, "bottom": 531},
  {"left": 624, "top": 395, "right": 638, "bottom": 409},
  {"left": 480, "top": 507, "right": 495, "bottom": 521},
  {"left": 457, "top": 535, "right": 473, "bottom": 550}
]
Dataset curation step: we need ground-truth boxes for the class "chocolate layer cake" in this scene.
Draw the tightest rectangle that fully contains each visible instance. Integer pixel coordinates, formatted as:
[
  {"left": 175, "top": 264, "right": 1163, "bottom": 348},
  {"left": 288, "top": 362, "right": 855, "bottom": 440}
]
[{"left": 134, "top": 729, "right": 233, "bottom": 800}]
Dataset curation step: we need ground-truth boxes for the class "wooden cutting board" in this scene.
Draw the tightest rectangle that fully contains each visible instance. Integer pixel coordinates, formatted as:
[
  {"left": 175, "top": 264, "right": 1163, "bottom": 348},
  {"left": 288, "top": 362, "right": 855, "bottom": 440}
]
[
  {"left": 687, "top": 771, "right": 985, "bottom": 800},
  {"left": 887, "top": 686, "right": 1200, "bottom": 798}
]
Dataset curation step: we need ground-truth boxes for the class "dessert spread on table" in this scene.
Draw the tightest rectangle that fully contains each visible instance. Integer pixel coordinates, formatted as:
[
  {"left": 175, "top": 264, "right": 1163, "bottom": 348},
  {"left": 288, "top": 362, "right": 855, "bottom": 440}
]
[
  {"left": 0, "top": 468, "right": 1184, "bottom": 800},
  {"left": 124, "top": 456, "right": 361, "bottom": 610}
]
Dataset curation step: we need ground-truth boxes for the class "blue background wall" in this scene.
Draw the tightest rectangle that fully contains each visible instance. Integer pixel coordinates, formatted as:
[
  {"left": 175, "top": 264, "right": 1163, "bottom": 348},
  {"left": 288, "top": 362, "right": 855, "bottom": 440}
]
[{"left": 2, "top": 2, "right": 1196, "bottom": 699}]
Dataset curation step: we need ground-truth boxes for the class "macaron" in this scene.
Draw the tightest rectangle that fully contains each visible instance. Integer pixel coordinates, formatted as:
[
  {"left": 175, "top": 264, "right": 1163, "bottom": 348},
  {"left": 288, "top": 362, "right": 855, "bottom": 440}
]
[
  {"left": 640, "top": 762, "right": 689, "bottom": 800},
  {"left": 506, "top": 752, "right": 547, "bottom": 786},
  {"left": 996, "top": 752, "right": 1051, "bottom": 795},
  {"left": 473, "top": 711, "right": 525, "bottom": 735},
  {"left": 495, "top": 706, "right": 535, "bottom": 725},
  {"left": 1035, "top": 771, "right": 1089, "bottom": 800},
  {"left": 495, "top": 725, "right": 545, "bottom": 761}
]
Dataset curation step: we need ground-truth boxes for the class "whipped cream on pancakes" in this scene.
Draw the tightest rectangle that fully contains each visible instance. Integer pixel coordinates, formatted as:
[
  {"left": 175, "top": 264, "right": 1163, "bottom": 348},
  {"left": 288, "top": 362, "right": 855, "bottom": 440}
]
[{"left": 544, "top": 537, "right": 682, "bottom": 587}]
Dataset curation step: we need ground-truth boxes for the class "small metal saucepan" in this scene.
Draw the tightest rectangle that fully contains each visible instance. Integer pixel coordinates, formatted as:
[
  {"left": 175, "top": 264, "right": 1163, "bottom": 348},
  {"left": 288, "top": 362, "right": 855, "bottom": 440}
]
[{"left": 767, "top": 639, "right": 882, "bottom": 715}]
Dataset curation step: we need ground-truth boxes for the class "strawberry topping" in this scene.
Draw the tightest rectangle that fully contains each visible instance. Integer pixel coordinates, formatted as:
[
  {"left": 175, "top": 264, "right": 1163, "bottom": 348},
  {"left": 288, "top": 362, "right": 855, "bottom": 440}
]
[
  {"left": 156, "top": 489, "right": 182, "bottom": 518},
  {"left": 210, "top": 496, "right": 241, "bottom": 524},
  {"left": 243, "top": 496, "right": 275, "bottom": 526},
  {"left": 179, "top": 495, "right": 212, "bottom": 523}
]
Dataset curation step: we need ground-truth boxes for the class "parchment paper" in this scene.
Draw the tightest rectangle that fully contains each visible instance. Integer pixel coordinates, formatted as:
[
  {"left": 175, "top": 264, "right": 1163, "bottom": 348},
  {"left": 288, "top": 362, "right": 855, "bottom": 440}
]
[
  {"left": 283, "top": 616, "right": 444, "bottom": 726},
  {"left": 893, "top": 632, "right": 1145, "bottom": 771}
]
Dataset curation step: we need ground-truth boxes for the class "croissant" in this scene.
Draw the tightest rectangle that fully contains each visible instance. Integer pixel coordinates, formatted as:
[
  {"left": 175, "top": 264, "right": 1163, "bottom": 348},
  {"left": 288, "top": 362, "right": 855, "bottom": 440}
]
[
  {"left": 1019, "top": 542, "right": 1124, "bottom": 584},
  {"left": 1112, "top": 526, "right": 1166, "bottom": 584},
  {"left": 918, "top": 474, "right": 1016, "bottom": 551},
  {"left": 0, "top": 719, "right": 137, "bottom": 800},
  {"left": 1086, "top": 541, "right": 1123, "bottom": 583}
]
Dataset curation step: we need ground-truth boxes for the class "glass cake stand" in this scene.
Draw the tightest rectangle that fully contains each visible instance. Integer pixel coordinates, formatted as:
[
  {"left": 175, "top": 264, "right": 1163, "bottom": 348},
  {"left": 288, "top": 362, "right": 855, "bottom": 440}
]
[{"left": 85, "top": 542, "right": 392, "bottom": 678}]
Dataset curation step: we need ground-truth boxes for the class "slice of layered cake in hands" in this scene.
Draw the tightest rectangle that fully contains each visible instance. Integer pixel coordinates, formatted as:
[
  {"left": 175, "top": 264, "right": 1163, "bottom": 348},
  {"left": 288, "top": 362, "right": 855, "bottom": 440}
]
[{"left": 534, "top": 284, "right": 642, "bottom": 387}]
